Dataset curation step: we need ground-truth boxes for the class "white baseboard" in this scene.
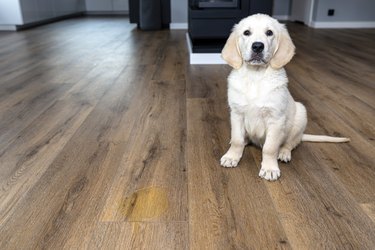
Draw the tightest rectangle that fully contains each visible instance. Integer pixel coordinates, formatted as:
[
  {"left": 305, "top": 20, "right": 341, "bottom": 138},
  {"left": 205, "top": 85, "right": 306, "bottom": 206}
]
[
  {"left": 170, "top": 22, "right": 188, "bottom": 30},
  {"left": 0, "top": 25, "right": 17, "bottom": 31},
  {"left": 186, "top": 33, "right": 226, "bottom": 65},
  {"left": 310, "top": 21, "right": 375, "bottom": 29},
  {"left": 273, "top": 15, "right": 290, "bottom": 21}
]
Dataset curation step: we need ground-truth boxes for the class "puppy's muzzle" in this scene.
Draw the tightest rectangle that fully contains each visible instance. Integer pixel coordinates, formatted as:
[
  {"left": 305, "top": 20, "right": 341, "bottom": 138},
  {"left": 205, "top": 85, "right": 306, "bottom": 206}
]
[{"left": 249, "top": 42, "right": 266, "bottom": 64}]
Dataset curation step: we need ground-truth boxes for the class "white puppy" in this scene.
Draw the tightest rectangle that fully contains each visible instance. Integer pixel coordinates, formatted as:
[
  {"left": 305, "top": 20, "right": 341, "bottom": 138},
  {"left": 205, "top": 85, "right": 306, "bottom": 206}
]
[{"left": 220, "top": 14, "right": 349, "bottom": 181}]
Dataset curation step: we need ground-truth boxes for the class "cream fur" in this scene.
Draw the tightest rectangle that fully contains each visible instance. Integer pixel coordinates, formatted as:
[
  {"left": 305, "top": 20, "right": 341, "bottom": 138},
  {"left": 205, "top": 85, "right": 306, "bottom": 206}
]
[{"left": 220, "top": 14, "right": 349, "bottom": 181}]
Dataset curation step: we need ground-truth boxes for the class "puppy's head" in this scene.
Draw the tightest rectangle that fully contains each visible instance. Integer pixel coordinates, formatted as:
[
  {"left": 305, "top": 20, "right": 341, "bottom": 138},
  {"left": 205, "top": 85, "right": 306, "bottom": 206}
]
[{"left": 221, "top": 14, "right": 295, "bottom": 70}]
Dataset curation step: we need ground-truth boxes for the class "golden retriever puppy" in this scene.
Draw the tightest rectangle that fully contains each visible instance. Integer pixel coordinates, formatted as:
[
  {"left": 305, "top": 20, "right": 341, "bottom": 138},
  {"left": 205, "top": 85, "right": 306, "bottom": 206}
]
[{"left": 220, "top": 14, "right": 349, "bottom": 181}]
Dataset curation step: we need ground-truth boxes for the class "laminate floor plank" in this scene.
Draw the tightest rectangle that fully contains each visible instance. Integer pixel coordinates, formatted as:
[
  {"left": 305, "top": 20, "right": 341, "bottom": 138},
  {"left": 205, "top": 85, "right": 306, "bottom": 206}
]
[
  {"left": 150, "top": 31, "right": 187, "bottom": 81},
  {"left": 0, "top": 63, "right": 126, "bottom": 228},
  {"left": 187, "top": 99, "right": 291, "bottom": 250},
  {"left": 288, "top": 25, "right": 375, "bottom": 74},
  {"left": 287, "top": 63, "right": 375, "bottom": 143},
  {"left": 100, "top": 79, "right": 187, "bottom": 224},
  {"left": 48, "top": 65, "right": 164, "bottom": 249},
  {"left": 186, "top": 65, "right": 230, "bottom": 99},
  {"left": 360, "top": 203, "right": 375, "bottom": 223},
  {"left": 0, "top": 65, "right": 146, "bottom": 249},
  {"left": 0, "top": 60, "right": 46, "bottom": 86},
  {"left": 0, "top": 80, "right": 75, "bottom": 149},
  {"left": 288, "top": 58, "right": 375, "bottom": 109},
  {"left": 286, "top": 69, "right": 375, "bottom": 203},
  {"left": 250, "top": 144, "right": 375, "bottom": 249},
  {"left": 88, "top": 222, "right": 188, "bottom": 250}
]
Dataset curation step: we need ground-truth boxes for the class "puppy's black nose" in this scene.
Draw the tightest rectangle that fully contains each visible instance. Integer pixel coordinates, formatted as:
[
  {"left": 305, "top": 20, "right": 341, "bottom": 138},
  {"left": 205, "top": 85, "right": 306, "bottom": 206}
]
[{"left": 252, "top": 42, "right": 264, "bottom": 53}]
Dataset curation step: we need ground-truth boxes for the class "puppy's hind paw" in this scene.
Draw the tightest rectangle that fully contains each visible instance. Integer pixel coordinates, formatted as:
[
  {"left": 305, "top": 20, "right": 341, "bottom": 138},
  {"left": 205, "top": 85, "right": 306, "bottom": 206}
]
[{"left": 278, "top": 148, "right": 291, "bottom": 163}]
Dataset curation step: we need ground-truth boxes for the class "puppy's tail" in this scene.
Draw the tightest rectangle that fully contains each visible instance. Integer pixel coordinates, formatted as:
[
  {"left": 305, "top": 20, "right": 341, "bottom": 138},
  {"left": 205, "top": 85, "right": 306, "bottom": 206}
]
[{"left": 302, "top": 134, "right": 350, "bottom": 143}]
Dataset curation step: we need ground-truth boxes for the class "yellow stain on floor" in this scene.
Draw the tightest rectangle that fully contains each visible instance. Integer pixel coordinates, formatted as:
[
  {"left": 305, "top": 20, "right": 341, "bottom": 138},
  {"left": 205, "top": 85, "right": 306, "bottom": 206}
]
[{"left": 119, "top": 186, "right": 169, "bottom": 221}]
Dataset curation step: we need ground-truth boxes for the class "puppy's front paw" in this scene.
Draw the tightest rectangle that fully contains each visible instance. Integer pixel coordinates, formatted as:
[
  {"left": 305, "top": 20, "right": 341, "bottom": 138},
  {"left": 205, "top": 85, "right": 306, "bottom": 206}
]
[
  {"left": 259, "top": 163, "right": 281, "bottom": 181},
  {"left": 220, "top": 154, "right": 240, "bottom": 168}
]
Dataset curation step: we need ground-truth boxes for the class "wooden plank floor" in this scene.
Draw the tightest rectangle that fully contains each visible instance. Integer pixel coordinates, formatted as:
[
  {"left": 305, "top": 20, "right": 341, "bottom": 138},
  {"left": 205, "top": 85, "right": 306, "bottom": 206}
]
[{"left": 0, "top": 17, "right": 374, "bottom": 249}]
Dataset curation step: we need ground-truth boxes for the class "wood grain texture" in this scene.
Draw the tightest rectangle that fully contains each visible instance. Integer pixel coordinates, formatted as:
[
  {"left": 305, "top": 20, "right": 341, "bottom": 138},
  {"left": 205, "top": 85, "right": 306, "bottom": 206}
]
[
  {"left": 100, "top": 79, "right": 187, "bottom": 224},
  {"left": 360, "top": 203, "right": 375, "bottom": 223},
  {"left": 89, "top": 222, "right": 188, "bottom": 250},
  {"left": 187, "top": 99, "right": 291, "bottom": 249},
  {"left": 0, "top": 17, "right": 374, "bottom": 249}
]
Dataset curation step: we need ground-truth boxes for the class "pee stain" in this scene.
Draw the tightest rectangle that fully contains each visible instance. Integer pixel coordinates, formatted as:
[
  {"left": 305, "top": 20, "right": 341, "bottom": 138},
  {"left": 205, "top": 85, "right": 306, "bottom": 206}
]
[{"left": 119, "top": 187, "right": 168, "bottom": 221}]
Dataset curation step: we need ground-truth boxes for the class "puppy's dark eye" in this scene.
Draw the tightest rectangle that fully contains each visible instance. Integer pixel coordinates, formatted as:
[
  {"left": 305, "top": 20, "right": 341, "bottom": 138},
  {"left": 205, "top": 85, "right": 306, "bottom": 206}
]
[
  {"left": 243, "top": 30, "right": 251, "bottom": 36},
  {"left": 266, "top": 30, "right": 273, "bottom": 36}
]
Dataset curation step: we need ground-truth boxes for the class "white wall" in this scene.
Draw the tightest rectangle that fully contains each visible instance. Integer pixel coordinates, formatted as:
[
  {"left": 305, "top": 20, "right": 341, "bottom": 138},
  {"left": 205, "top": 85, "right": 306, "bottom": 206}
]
[
  {"left": 311, "top": 0, "right": 375, "bottom": 28},
  {"left": 313, "top": 0, "right": 375, "bottom": 22},
  {"left": 273, "top": 0, "right": 291, "bottom": 17},
  {"left": 20, "top": 0, "right": 86, "bottom": 24},
  {"left": 85, "top": 0, "right": 128, "bottom": 12},
  {"left": 0, "top": 0, "right": 85, "bottom": 29},
  {"left": 171, "top": 0, "right": 188, "bottom": 23},
  {"left": 0, "top": 1, "right": 23, "bottom": 25}
]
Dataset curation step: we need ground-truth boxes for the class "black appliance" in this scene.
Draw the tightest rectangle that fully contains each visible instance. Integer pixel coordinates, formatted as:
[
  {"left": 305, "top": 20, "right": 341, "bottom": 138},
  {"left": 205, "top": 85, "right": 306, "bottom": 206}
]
[
  {"left": 197, "top": 0, "right": 239, "bottom": 8},
  {"left": 188, "top": 0, "right": 273, "bottom": 52}
]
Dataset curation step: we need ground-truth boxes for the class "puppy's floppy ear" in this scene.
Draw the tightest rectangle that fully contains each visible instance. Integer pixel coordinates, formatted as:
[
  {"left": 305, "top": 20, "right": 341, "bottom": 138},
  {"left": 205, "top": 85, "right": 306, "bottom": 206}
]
[
  {"left": 270, "top": 25, "right": 295, "bottom": 69},
  {"left": 221, "top": 31, "right": 242, "bottom": 69}
]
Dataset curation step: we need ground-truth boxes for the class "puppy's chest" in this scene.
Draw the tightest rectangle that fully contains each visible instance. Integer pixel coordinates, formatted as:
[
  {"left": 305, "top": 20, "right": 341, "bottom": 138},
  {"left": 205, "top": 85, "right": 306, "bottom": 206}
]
[
  {"left": 228, "top": 78, "right": 274, "bottom": 114},
  {"left": 227, "top": 68, "right": 288, "bottom": 116}
]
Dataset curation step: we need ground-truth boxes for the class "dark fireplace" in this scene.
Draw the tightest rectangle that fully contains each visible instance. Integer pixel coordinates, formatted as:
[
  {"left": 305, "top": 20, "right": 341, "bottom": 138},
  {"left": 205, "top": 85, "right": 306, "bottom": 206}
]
[
  {"left": 196, "top": 0, "right": 239, "bottom": 8},
  {"left": 188, "top": 0, "right": 273, "bottom": 53}
]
